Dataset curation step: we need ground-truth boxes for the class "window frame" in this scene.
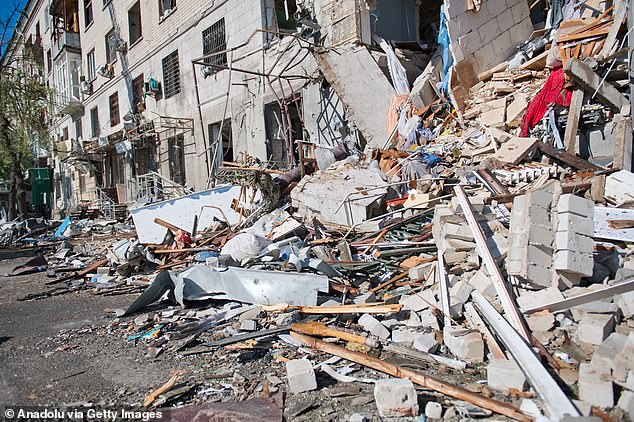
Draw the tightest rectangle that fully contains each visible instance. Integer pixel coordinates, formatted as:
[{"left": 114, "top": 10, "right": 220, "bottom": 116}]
[
  {"left": 159, "top": 0, "right": 176, "bottom": 19},
  {"left": 84, "top": 0, "right": 94, "bottom": 28},
  {"left": 161, "top": 50, "right": 181, "bottom": 99},
  {"left": 86, "top": 49, "right": 96, "bottom": 81},
  {"left": 105, "top": 28, "right": 117, "bottom": 64},
  {"left": 109, "top": 92, "right": 120, "bottom": 127},
  {"left": 90, "top": 106, "right": 100, "bottom": 138},
  {"left": 202, "top": 17, "right": 227, "bottom": 74},
  {"left": 128, "top": 1, "right": 142, "bottom": 46}
]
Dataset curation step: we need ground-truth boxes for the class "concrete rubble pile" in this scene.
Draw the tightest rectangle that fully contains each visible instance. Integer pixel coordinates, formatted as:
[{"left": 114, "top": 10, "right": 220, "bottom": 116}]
[{"left": 4, "top": 1, "right": 634, "bottom": 421}]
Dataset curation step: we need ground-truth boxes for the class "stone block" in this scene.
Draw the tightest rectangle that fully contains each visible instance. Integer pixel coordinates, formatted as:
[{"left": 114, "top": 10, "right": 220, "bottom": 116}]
[
  {"left": 555, "top": 231, "right": 594, "bottom": 253},
  {"left": 418, "top": 309, "right": 440, "bottom": 330},
  {"left": 487, "top": 359, "right": 528, "bottom": 391},
  {"left": 413, "top": 333, "right": 439, "bottom": 353},
  {"left": 526, "top": 310, "right": 555, "bottom": 332},
  {"left": 358, "top": 314, "right": 390, "bottom": 340},
  {"left": 353, "top": 292, "right": 376, "bottom": 304},
  {"left": 496, "top": 10, "right": 515, "bottom": 33},
  {"left": 392, "top": 329, "right": 424, "bottom": 346},
  {"left": 450, "top": 280, "right": 474, "bottom": 304},
  {"left": 554, "top": 250, "right": 594, "bottom": 276},
  {"left": 506, "top": 93, "right": 529, "bottom": 124},
  {"left": 527, "top": 224, "right": 555, "bottom": 248},
  {"left": 409, "top": 263, "right": 432, "bottom": 281},
  {"left": 374, "top": 378, "right": 419, "bottom": 417},
  {"left": 286, "top": 359, "right": 317, "bottom": 394},
  {"left": 425, "top": 401, "right": 443, "bottom": 419},
  {"left": 443, "top": 327, "right": 484, "bottom": 362},
  {"left": 576, "top": 313, "right": 614, "bottom": 345},
  {"left": 556, "top": 213, "right": 594, "bottom": 236},
  {"left": 400, "top": 290, "right": 436, "bottom": 312},
  {"left": 516, "top": 287, "right": 564, "bottom": 311},
  {"left": 591, "top": 332, "right": 628, "bottom": 374},
  {"left": 615, "top": 290, "right": 634, "bottom": 318},
  {"left": 578, "top": 362, "right": 614, "bottom": 408},
  {"left": 467, "top": 268, "right": 497, "bottom": 298},
  {"left": 617, "top": 390, "right": 634, "bottom": 418},
  {"left": 556, "top": 271, "right": 583, "bottom": 289},
  {"left": 557, "top": 194, "right": 594, "bottom": 218}
]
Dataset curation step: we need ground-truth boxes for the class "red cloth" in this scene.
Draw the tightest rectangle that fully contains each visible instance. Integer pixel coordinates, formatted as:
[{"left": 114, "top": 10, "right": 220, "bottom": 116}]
[{"left": 520, "top": 67, "right": 572, "bottom": 137}]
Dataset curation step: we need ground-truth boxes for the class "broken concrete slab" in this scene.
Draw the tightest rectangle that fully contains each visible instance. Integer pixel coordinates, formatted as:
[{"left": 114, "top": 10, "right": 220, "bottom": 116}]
[
  {"left": 286, "top": 359, "right": 318, "bottom": 394},
  {"left": 443, "top": 327, "right": 484, "bottom": 362},
  {"left": 373, "top": 378, "right": 419, "bottom": 417},
  {"left": 487, "top": 359, "right": 528, "bottom": 392}
]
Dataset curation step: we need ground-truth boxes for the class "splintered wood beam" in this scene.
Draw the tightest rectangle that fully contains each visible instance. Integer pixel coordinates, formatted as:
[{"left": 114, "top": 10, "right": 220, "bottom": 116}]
[
  {"left": 290, "top": 332, "right": 531, "bottom": 422},
  {"left": 563, "top": 89, "right": 584, "bottom": 154}
]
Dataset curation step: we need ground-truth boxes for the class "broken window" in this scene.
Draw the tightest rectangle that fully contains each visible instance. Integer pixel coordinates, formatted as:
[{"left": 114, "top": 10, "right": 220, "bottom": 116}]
[
  {"left": 90, "top": 106, "right": 99, "bottom": 138},
  {"left": 128, "top": 1, "right": 142, "bottom": 46},
  {"left": 202, "top": 17, "right": 227, "bottom": 73},
  {"left": 132, "top": 74, "right": 145, "bottom": 111},
  {"left": 105, "top": 28, "right": 117, "bottom": 63},
  {"left": 208, "top": 120, "right": 233, "bottom": 167},
  {"left": 75, "top": 118, "right": 83, "bottom": 140},
  {"left": 109, "top": 92, "right": 119, "bottom": 126},
  {"left": 84, "top": 0, "right": 93, "bottom": 27},
  {"left": 162, "top": 50, "right": 180, "bottom": 99},
  {"left": 168, "top": 134, "right": 186, "bottom": 186},
  {"left": 264, "top": 97, "right": 304, "bottom": 169},
  {"left": 159, "top": 0, "right": 176, "bottom": 18},
  {"left": 275, "top": 0, "right": 298, "bottom": 31}
]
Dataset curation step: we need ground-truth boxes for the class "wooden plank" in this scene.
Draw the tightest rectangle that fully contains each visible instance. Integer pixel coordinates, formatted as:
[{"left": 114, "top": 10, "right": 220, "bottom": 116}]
[
  {"left": 453, "top": 186, "right": 531, "bottom": 340},
  {"left": 436, "top": 255, "right": 452, "bottom": 328},
  {"left": 536, "top": 141, "right": 603, "bottom": 171},
  {"left": 478, "top": 61, "right": 509, "bottom": 82},
  {"left": 290, "top": 332, "right": 531, "bottom": 422},
  {"left": 471, "top": 291, "right": 582, "bottom": 420},
  {"left": 563, "top": 89, "right": 584, "bottom": 153},
  {"left": 369, "top": 271, "right": 408, "bottom": 293},
  {"left": 154, "top": 218, "right": 187, "bottom": 233},
  {"left": 522, "top": 278, "right": 634, "bottom": 314},
  {"left": 299, "top": 303, "right": 402, "bottom": 314},
  {"left": 599, "top": 0, "right": 627, "bottom": 58},
  {"left": 520, "top": 50, "right": 548, "bottom": 71},
  {"left": 563, "top": 58, "right": 628, "bottom": 112},
  {"left": 613, "top": 114, "right": 633, "bottom": 171},
  {"left": 558, "top": 28, "right": 609, "bottom": 43}
]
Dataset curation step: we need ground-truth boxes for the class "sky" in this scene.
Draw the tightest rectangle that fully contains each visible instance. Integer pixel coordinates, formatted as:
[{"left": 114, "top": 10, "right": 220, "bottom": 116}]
[{"left": 0, "top": 0, "right": 28, "bottom": 56}]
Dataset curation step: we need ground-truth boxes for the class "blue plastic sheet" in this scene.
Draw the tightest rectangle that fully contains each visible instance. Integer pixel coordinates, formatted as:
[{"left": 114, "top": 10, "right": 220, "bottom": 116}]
[{"left": 437, "top": 9, "right": 453, "bottom": 95}]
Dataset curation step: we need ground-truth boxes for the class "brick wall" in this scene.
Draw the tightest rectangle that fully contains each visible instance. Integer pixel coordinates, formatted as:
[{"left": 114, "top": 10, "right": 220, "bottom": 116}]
[{"left": 444, "top": 0, "right": 533, "bottom": 107}]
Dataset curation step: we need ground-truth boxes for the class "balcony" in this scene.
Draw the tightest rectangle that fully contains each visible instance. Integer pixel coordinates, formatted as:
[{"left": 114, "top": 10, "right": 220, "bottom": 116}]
[{"left": 52, "top": 31, "right": 80, "bottom": 61}]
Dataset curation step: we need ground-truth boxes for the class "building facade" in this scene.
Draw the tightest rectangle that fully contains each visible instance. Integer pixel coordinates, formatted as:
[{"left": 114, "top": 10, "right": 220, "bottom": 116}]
[{"left": 6, "top": 0, "right": 532, "bottom": 218}]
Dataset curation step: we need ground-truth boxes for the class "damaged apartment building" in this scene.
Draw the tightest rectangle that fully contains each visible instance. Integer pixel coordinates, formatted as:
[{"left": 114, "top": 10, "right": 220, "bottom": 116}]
[{"left": 11, "top": 0, "right": 534, "bottom": 217}]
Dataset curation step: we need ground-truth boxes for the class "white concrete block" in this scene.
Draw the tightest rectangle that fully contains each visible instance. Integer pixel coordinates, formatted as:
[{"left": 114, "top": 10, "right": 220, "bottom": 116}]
[
  {"left": 400, "top": 289, "right": 436, "bottom": 312},
  {"left": 591, "top": 332, "right": 628, "bottom": 374},
  {"left": 358, "top": 314, "right": 390, "bottom": 340},
  {"left": 487, "top": 359, "right": 528, "bottom": 391},
  {"left": 555, "top": 231, "right": 594, "bottom": 253},
  {"left": 578, "top": 362, "right": 614, "bottom": 408},
  {"left": 392, "top": 329, "right": 425, "bottom": 346},
  {"left": 353, "top": 292, "right": 376, "bottom": 304},
  {"left": 286, "top": 359, "right": 317, "bottom": 394},
  {"left": 557, "top": 194, "right": 594, "bottom": 218},
  {"left": 576, "top": 313, "right": 615, "bottom": 345},
  {"left": 468, "top": 268, "right": 497, "bottom": 299},
  {"left": 425, "top": 401, "right": 443, "bottom": 419},
  {"left": 556, "top": 213, "right": 594, "bottom": 236},
  {"left": 526, "top": 310, "right": 555, "bottom": 332},
  {"left": 413, "top": 333, "right": 439, "bottom": 353},
  {"left": 443, "top": 327, "right": 484, "bottom": 362},
  {"left": 418, "top": 309, "right": 440, "bottom": 330},
  {"left": 374, "top": 378, "right": 419, "bottom": 417},
  {"left": 516, "top": 288, "right": 564, "bottom": 311},
  {"left": 615, "top": 290, "right": 634, "bottom": 318},
  {"left": 450, "top": 280, "right": 474, "bottom": 304},
  {"left": 554, "top": 250, "right": 594, "bottom": 276},
  {"left": 617, "top": 390, "right": 634, "bottom": 418}
]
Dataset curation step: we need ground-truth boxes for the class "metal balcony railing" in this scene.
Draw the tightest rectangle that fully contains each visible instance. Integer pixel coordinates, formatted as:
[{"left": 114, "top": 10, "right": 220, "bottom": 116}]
[{"left": 132, "top": 171, "right": 192, "bottom": 204}]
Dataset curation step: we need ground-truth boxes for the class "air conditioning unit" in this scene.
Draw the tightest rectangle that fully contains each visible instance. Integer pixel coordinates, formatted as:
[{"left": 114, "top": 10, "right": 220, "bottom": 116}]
[{"left": 144, "top": 77, "right": 161, "bottom": 95}]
